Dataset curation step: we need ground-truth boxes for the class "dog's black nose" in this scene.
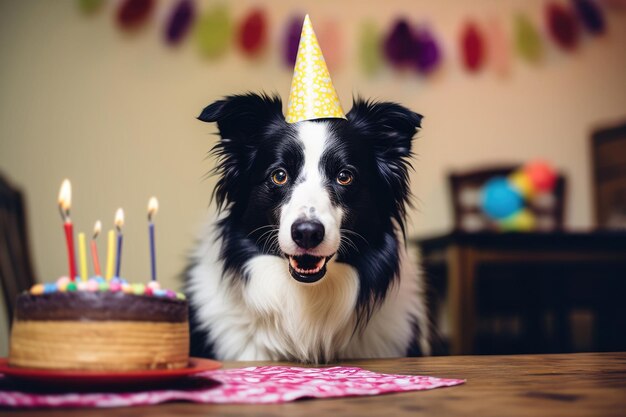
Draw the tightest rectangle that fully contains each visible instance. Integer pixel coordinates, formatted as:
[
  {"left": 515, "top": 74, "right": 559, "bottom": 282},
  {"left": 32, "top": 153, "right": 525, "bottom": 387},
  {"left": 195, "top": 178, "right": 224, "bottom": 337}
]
[{"left": 291, "top": 220, "right": 325, "bottom": 249}]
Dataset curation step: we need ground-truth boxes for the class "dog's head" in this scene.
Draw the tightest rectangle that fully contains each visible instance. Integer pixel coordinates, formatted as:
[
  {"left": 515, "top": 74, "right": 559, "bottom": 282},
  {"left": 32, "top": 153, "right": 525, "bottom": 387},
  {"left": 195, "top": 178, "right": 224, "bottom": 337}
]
[{"left": 199, "top": 93, "right": 421, "bottom": 284}]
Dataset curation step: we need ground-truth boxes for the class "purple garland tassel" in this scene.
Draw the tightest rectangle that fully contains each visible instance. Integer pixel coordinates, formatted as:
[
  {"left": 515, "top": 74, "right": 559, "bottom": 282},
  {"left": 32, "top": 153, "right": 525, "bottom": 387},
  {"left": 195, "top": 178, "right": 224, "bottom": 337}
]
[
  {"left": 573, "top": 0, "right": 606, "bottom": 34},
  {"left": 284, "top": 15, "right": 304, "bottom": 68},
  {"left": 413, "top": 25, "right": 441, "bottom": 74},
  {"left": 165, "top": 0, "right": 196, "bottom": 45}
]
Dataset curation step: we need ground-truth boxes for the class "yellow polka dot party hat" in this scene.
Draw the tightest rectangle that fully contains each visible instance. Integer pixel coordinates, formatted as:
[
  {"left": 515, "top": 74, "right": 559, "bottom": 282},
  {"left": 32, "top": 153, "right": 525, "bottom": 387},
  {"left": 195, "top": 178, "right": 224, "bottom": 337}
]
[{"left": 286, "top": 15, "right": 346, "bottom": 124}]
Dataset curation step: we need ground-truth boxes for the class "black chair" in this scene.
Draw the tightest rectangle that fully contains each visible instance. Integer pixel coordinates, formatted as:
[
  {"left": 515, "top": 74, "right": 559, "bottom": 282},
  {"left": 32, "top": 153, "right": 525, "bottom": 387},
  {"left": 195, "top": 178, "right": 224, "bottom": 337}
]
[
  {"left": 448, "top": 164, "right": 566, "bottom": 232},
  {"left": 0, "top": 173, "right": 37, "bottom": 324}
]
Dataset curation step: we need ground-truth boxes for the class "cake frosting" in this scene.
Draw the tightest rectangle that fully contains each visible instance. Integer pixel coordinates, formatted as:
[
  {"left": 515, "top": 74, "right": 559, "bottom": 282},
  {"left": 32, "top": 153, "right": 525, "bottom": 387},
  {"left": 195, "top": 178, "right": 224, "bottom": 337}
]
[
  {"left": 9, "top": 277, "right": 190, "bottom": 371},
  {"left": 27, "top": 276, "right": 186, "bottom": 299}
]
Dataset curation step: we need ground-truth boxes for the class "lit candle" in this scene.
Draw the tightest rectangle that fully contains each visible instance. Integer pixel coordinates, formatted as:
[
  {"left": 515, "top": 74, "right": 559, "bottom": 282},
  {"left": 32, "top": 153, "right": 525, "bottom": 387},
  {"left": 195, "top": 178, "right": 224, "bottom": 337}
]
[
  {"left": 148, "top": 197, "right": 158, "bottom": 282},
  {"left": 91, "top": 220, "right": 102, "bottom": 277},
  {"left": 114, "top": 208, "right": 124, "bottom": 278},
  {"left": 58, "top": 179, "right": 77, "bottom": 281},
  {"left": 78, "top": 232, "right": 88, "bottom": 282},
  {"left": 105, "top": 229, "right": 115, "bottom": 280}
]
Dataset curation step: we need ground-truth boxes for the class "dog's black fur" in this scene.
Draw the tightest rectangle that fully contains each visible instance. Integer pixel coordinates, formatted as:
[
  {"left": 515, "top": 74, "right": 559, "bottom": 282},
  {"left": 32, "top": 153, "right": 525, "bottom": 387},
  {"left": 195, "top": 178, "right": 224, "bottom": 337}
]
[{"left": 187, "top": 93, "right": 426, "bottom": 360}]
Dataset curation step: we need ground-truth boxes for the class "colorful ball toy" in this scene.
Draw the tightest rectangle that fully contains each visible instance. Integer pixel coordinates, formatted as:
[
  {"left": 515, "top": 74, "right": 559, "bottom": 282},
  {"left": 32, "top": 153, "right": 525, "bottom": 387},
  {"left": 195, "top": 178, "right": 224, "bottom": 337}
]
[
  {"left": 508, "top": 170, "right": 535, "bottom": 198},
  {"left": 480, "top": 160, "right": 557, "bottom": 231},
  {"left": 523, "top": 160, "right": 557, "bottom": 193},
  {"left": 499, "top": 209, "right": 537, "bottom": 232},
  {"left": 481, "top": 177, "right": 524, "bottom": 219}
]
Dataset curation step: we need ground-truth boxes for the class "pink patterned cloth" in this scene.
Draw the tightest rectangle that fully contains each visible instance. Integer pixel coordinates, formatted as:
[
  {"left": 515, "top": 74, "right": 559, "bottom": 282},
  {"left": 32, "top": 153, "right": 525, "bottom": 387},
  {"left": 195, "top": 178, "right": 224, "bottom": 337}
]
[{"left": 0, "top": 366, "right": 464, "bottom": 408}]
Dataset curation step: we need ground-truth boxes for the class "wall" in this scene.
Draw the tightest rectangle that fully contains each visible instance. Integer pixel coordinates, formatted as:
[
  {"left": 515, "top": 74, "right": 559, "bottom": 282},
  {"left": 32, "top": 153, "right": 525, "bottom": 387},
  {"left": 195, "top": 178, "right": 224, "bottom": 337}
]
[{"left": 0, "top": 1, "right": 625, "bottom": 353}]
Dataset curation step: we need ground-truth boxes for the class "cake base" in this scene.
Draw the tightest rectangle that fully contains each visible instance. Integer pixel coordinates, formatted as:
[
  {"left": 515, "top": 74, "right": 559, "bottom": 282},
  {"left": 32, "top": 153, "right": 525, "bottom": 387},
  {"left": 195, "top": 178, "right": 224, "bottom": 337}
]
[{"left": 9, "top": 320, "right": 189, "bottom": 371}]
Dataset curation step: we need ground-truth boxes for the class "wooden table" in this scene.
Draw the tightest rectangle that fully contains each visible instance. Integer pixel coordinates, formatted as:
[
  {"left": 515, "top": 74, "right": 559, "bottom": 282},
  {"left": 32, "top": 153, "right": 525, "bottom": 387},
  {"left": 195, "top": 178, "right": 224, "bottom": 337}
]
[
  {"left": 5, "top": 352, "right": 626, "bottom": 417},
  {"left": 414, "top": 231, "right": 626, "bottom": 355}
]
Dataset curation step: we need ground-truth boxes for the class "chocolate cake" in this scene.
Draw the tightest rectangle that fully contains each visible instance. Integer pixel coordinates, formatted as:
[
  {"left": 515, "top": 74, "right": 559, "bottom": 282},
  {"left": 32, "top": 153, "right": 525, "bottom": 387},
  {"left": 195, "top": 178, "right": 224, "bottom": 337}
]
[{"left": 9, "top": 278, "right": 189, "bottom": 371}]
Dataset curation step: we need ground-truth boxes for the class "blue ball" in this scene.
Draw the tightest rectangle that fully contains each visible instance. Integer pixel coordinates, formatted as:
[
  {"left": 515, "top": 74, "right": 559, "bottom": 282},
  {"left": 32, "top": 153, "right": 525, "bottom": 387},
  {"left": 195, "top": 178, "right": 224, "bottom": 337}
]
[
  {"left": 481, "top": 177, "right": 523, "bottom": 220},
  {"left": 43, "top": 283, "right": 58, "bottom": 294}
]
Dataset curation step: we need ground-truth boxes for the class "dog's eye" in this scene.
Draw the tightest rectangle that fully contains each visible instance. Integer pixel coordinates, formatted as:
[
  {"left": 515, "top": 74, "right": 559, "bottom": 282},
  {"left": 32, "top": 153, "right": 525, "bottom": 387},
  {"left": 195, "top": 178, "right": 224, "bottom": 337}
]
[
  {"left": 336, "top": 170, "right": 354, "bottom": 186},
  {"left": 271, "top": 169, "right": 288, "bottom": 185}
]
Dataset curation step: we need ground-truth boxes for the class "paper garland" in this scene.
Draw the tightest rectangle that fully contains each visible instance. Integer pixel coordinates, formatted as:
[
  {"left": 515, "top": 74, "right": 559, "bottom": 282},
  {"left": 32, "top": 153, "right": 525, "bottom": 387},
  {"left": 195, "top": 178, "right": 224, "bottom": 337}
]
[
  {"left": 546, "top": 2, "right": 580, "bottom": 50},
  {"left": 238, "top": 8, "right": 267, "bottom": 57},
  {"left": 460, "top": 21, "right": 485, "bottom": 72},
  {"left": 195, "top": 5, "right": 232, "bottom": 59},
  {"left": 384, "top": 19, "right": 415, "bottom": 68},
  {"left": 317, "top": 19, "right": 343, "bottom": 71},
  {"left": 116, "top": 0, "right": 154, "bottom": 31},
  {"left": 574, "top": 0, "right": 606, "bottom": 34},
  {"left": 359, "top": 21, "right": 384, "bottom": 76},
  {"left": 515, "top": 14, "right": 543, "bottom": 62},
  {"left": 414, "top": 25, "right": 441, "bottom": 74},
  {"left": 164, "top": 0, "right": 195, "bottom": 46},
  {"left": 77, "top": 2, "right": 615, "bottom": 76},
  {"left": 284, "top": 15, "right": 304, "bottom": 68},
  {"left": 78, "top": 0, "right": 103, "bottom": 14},
  {"left": 487, "top": 18, "right": 511, "bottom": 76},
  {"left": 381, "top": 20, "right": 442, "bottom": 74}
]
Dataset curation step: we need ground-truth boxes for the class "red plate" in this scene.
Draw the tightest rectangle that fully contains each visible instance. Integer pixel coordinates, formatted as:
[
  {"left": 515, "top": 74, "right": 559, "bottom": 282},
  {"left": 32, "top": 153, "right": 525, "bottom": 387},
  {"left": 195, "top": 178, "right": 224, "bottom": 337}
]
[{"left": 0, "top": 357, "right": 221, "bottom": 388}]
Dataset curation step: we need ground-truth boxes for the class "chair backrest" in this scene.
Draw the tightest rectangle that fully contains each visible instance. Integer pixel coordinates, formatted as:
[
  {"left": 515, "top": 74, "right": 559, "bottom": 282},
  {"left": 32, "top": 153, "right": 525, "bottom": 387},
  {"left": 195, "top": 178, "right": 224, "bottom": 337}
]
[
  {"left": 448, "top": 165, "right": 567, "bottom": 232},
  {"left": 591, "top": 122, "right": 626, "bottom": 229},
  {"left": 0, "top": 174, "right": 37, "bottom": 323}
]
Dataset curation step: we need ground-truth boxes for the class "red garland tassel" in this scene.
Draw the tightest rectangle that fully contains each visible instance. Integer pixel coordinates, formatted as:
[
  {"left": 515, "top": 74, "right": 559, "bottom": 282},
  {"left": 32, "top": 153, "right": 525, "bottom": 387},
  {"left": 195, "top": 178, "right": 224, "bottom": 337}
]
[
  {"left": 238, "top": 9, "right": 267, "bottom": 56},
  {"left": 116, "top": 0, "right": 154, "bottom": 30},
  {"left": 460, "top": 22, "right": 485, "bottom": 72},
  {"left": 546, "top": 2, "right": 580, "bottom": 50}
]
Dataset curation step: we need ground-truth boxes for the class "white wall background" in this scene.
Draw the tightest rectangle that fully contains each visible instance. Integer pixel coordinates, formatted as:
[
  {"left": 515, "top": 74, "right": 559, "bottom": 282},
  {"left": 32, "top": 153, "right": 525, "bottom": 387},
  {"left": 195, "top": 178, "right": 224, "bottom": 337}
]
[{"left": 1, "top": 1, "right": 625, "bottom": 354}]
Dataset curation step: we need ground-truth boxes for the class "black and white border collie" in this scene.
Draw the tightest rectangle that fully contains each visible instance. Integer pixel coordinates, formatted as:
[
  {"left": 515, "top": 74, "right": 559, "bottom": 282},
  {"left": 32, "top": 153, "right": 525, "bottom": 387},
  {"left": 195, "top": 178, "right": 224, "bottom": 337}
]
[{"left": 186, "top": 93, "right": 430, "bottom": 363}]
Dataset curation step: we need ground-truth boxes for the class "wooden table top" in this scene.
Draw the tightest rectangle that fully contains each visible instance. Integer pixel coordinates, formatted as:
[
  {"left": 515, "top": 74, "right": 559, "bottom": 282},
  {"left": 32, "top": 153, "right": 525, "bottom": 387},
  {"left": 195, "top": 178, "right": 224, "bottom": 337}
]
[{"left": 6, "top": 352, "right": 626, "bottom": 417}]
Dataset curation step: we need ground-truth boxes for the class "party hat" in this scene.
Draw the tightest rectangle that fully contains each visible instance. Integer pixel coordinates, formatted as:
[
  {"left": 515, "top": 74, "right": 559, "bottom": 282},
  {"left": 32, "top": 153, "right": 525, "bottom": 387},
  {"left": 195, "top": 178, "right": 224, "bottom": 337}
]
[{"left": 286, "top": 15, "right": 346, "bottom": 124}]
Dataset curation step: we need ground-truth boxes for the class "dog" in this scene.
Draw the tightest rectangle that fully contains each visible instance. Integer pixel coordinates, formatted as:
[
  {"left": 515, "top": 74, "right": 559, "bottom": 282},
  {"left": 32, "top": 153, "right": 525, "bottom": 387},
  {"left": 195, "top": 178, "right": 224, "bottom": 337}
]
[{"left": 185, "top": 93, "right": 430, "bottom": 363}]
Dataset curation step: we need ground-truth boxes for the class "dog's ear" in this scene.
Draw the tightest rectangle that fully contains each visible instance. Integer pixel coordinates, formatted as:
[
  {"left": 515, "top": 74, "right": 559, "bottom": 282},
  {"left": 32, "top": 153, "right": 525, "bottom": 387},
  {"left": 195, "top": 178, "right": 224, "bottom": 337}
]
[
  {"left": 346, "top": 99, "right": 422, "bottom": 233},
  {"left": 198, "top": 93, "right": 284, "bottom": 210},
  {"left": 198, "top": 93, "right": 284, "bottom": 138}
]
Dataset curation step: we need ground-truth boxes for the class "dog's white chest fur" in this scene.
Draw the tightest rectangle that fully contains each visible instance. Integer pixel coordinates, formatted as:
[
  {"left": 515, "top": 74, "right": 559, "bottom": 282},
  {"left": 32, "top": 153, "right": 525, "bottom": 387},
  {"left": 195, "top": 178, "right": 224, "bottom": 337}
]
[{"left": 187, "top": 221, "right": 429, "bottom": 363}]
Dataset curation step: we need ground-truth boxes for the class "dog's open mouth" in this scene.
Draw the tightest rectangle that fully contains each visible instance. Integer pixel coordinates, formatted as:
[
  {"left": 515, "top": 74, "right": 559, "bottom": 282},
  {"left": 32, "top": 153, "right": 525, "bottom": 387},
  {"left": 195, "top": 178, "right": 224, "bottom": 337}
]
[{"left": 288, "top": 254, "right": 333, "bottom": 283}]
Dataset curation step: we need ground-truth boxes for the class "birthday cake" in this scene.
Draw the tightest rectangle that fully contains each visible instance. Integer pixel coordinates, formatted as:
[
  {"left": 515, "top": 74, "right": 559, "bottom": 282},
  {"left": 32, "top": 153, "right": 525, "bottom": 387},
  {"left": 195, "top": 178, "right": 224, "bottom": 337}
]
[{"left": 8, "top": 277, "right": 189, "bottom": 371}]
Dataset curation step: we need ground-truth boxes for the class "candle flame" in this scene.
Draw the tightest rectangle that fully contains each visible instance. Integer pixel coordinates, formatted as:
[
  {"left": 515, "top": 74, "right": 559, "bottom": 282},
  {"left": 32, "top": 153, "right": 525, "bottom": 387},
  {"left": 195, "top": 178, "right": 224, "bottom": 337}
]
[
  {"left": 93, "top": 220, "right": 102, "bottom": 239},
  {"left": 114, "top": 208, "right": 124, "bottom": 231},
  {"left": 148, "top": 197, "right": 159, "bottom": 221},
  {"left": 58, "top": 179, "right": 72, "bottom": 218}
]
